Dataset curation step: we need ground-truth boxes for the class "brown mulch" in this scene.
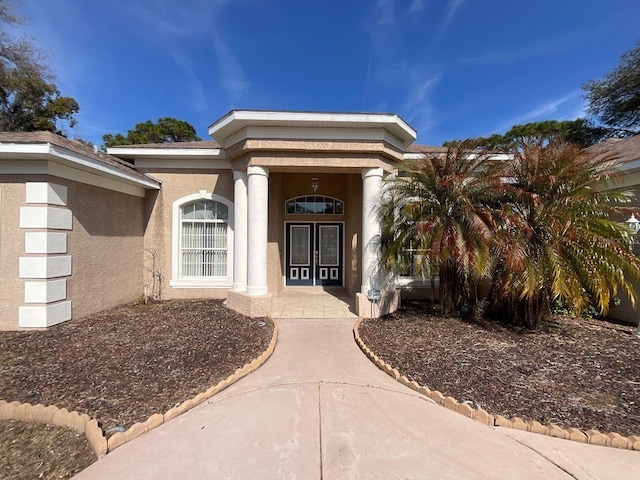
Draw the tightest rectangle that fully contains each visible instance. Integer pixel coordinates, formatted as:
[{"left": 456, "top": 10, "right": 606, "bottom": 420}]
[
  {"left": 359, "top": 302, "right": 640, "bottom": 437},
  {"left": 0, "top": 420, "right": 95, "bottom": 480},
  {"left": 0, "top": 300, "right": 274, "bottom": 436}
]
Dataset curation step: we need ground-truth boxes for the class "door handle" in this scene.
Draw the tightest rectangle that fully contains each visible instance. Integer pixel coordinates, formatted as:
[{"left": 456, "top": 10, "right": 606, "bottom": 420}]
[{"left": 315, "top": 251, "right": 319, "bottom": 264}]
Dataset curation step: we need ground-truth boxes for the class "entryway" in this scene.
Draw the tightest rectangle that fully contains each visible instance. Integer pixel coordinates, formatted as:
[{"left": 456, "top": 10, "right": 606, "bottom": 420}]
[
  {"left": 271, "top": 288, "right": 356, "bottom": 318},
  {"left": 285, "top": 222, "right": 344, "bottom": 287}
]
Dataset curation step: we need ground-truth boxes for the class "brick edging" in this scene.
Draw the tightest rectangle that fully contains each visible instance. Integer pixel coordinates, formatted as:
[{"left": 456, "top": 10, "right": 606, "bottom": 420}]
[
  {"left": 353, "top": 317, "right": 640, "bottom": 451},
  {"left": 0, "top": 320, "right": 279, "bottom": 458}
]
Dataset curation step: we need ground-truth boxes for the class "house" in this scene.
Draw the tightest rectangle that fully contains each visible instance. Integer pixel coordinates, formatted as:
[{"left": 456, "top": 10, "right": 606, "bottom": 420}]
[
  {"left": 0, "top": 110, "right": 444, "bottom": 329},
  {"left": 1, "top": 111, "right": 638, "bottom": 330}
]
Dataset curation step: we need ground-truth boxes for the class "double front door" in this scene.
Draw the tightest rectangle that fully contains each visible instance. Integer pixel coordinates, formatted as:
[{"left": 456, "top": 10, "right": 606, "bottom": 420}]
[{"left": 285, "top": 222, "right": 343, "bottom": 286}]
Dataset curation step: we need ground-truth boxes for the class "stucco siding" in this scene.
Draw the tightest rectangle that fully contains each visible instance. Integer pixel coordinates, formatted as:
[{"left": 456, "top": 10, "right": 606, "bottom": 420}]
[
  {"left": 0, "top": 178, "right": 32, "bottom": 329},
  {"left": 66, "top": 181, "right": 145, "bottom": 320},
  {"left": 139, "top": 169, "right": 234, "bottom": 300}
]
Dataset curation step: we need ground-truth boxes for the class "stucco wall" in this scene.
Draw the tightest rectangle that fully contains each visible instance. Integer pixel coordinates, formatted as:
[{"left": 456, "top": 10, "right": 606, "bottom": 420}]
[
  {"left": 0, "top": 175, "right": 145, "bottom": 329},
  {"left": 0, "top": 178, "right": 34, "bottom": 329},
  {"left": 139, "top": 169, "right": 234, "bottom": 300},
  {"left": 66, "top": 181, "right": 145, "bottom": 319}
]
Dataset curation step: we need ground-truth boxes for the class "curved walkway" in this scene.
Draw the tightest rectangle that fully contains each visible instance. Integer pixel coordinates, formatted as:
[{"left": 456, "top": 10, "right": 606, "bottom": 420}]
[{"left": 76, "top": 319, "right": 640, "bottom": 479}]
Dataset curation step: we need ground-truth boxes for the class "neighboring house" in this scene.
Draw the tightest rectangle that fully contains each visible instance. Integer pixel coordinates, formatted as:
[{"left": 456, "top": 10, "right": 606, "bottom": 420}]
[
  {"left": 1, "top": 111, "right": 638, "bottom": 330},
  {"left": 587, "top": 134, "right": 640, "bottom": 327}
]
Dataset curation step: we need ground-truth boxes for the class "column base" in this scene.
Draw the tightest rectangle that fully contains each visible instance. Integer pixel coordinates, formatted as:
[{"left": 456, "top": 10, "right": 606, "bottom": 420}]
[
  {"left": 226, "top": 290, "right": 272, "bottom": 318},
  {"left": 355, "top": 290, "right": 400, "bottom": 319}
]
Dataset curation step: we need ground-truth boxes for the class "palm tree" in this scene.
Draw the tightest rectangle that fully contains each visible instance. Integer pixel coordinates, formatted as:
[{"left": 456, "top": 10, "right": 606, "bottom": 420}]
[
  {"left": 379, "top": 142, "right": 497, "bottom": 314},
  {"left": 489, "top": 140, "right": 640, "bottom": 328}
]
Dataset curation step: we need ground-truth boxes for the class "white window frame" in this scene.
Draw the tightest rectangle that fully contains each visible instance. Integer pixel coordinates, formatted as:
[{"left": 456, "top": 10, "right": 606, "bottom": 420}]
[{"left": 170, "top": 193, "right": 234, "bottom": 288}]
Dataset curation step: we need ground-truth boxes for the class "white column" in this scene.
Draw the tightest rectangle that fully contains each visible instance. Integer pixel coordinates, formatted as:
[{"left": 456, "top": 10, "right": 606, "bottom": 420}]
[
  {"left": 232, "top": 170, "right": 248, "bottom": 291},
  {"left": 361, "top": 167, "right": 383, "bottom": 293},
  {"left": 246, "top": 165, "right": 269, "bottom": 296}
]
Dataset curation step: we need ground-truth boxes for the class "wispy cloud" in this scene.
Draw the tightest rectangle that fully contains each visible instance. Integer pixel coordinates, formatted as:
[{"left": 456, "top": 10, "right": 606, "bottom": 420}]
[
  {"left": 409, "top": 0, "right": 425, "bottom": 14},
  {"left": 211, "top": 32, "right": 251, "bottom": 104},
  {"left": 375, "top": 0, "right": 395, "bottom": 25},
  {"left": 127, "top": 0, "right": 252, "bottom": 104},
  {"left": 443, "top": 0, "right": 466, "bottom": 31},
  {"left": 169, "top": 50, "right": 208, "bottom": 111},
  {"left": 489, "top": 90, "right": 582, "bottom": 134}
]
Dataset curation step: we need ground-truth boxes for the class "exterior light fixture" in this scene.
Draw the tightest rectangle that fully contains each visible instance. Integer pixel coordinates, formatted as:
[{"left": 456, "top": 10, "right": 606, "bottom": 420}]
[
  {"left": 311, "top": 177, "right": 319, "bottom": 192},
  {"left": 626, "top": 213, "right": 640, "bottom": 233}
]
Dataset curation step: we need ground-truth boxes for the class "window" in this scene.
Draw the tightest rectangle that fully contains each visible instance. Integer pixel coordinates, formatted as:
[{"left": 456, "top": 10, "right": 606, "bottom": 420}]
[
  {"left": 171, "top": 194, "right": 233, "bottom": 288},
  {"left": 180, "top": 200, "right": 228, "bottom": 277},
  {"left": 285, "top": 196, "right": 344, "bottom": 215}
]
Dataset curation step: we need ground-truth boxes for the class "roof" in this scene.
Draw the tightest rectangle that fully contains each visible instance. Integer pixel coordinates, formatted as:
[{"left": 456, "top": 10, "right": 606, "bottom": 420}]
[
  {"left": 586, "top": 135, "right": 640, "bottom": 164},
  {"left": 406, "top": 144, "right": 448, "bottom": 154},
  {"left": 110, "top": 140, "right": 221, "bottom": 149},
  {"left": 207, "top": 110, "right": 418, "bottom": 149},
  {"left": 0, "top": 131, "right": 159, "bottom": 188}
]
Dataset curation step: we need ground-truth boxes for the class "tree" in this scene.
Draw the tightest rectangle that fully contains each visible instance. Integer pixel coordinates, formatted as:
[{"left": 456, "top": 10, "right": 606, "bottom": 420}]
[
  {"left": 0, "top": 0, "right": 79, "bottom": 134},
  {"left": 444, "top": 119, "right": 608, "bottom": 149},
  {"left": 379, "top": 142, "right": 497, "bottom": 314},
  {"left": 583, "top": 40, "right": 640, "bottom": 135},
  {"left": 489, "top": 140, "right": 640, "bottom": 329},
  {"left": 102, "top": 117, "right": 201, "bottom": 148}
]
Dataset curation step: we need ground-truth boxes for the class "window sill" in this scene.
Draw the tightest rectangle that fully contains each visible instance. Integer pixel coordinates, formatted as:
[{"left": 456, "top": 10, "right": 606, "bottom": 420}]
[{"left": 169, "top": 279, "right": 233, "bottom": 289}]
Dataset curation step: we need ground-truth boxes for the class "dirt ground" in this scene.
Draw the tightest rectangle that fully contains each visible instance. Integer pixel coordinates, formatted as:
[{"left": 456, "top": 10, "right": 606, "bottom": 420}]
[
  {"left": 0, "top": 299, "right": 273, "bottom": 479},
  {"left": 359, "top": 302, "right": 640, "bottom": 437}
]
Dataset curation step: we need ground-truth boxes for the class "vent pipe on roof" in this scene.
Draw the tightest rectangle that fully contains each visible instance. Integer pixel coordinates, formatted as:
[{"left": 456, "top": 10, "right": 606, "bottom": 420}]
[{"left": 93, "top": 145, "right": 99, "bottom": 154}]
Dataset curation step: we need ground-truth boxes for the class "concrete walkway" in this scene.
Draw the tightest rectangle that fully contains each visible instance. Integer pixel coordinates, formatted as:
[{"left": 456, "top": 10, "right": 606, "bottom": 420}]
[{"left": 76, "top": 319, "right": 640, "bottom": 479}]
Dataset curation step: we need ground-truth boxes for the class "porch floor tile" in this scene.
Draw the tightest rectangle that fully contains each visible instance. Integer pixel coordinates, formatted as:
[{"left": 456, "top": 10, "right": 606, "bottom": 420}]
[{"left": 272, "top": 288, "right": 357, "bottom": 319}]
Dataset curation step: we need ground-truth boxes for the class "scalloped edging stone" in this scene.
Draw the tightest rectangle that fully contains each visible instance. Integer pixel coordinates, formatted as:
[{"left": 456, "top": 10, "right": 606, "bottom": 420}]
[
  {"left": 0, "top": 400, "right": 107, "bottom": 458},
  {"left": 0, "top": 319, "right": 279, "bottom": 458},
  {"left": 353, "top": 317, "right": 640, "bottom": 451}
]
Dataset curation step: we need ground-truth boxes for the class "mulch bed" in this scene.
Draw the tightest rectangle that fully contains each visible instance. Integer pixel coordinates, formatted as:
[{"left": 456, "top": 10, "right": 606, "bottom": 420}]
[
  {"left": 0, "top": 300, "right": 274, "bottom": 436},
  {"left": 359, "top": 302, "right": 640, "bottom": 437},
  {"left": 0, "top": 420, "right": 95, "bottom": 480}
]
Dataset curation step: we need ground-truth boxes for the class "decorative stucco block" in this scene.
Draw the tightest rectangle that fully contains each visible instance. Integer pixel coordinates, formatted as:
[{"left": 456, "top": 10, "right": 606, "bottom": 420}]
[
  {"left": 13, "top": 402, "right": 32, "bottom": 422},
  {"left": 398, "top": 375, "right": 410, "bottom": 386},
  {"left": 26, "top": 182, "right": 67, "bottom": 206},
  {"left": 192, "top": 392, "right": 209, "bottom": 406},
  {"left": 19, "top": 256, "right": 72, "bottom": 279},
  {"left": 0, "top": 401, "right": 21, "bottom": 420},
  {"left": 24, "top": 279, "right": 67, "bottom": 304},
  {"left": 20, "top": 206, "right": 72, "bottom": 230},
  {"left": 25, "top": 232, "right": 67, "bottom": 254},
  {"left": 19, "top": 301, "right": 72, "bottom": 328},
  {"left": 391, "top": 368, "right": 400, "bottom": 379}
]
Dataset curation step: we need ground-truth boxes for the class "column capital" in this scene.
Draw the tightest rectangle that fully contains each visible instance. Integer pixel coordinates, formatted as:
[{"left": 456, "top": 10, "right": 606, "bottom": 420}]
[
  {"left": 247, "top": 165, "right": 269, "bottom": 177},
  {"left": 362, "top": 167, "right": 384, "bottom": 179},
  {"left": 233, "top": 170, "right": 247, "bottom": 181}
]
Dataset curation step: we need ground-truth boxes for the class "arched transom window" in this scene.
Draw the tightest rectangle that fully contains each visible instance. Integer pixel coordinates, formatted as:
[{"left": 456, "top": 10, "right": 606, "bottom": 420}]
[
  {"left": 180, "top": 200, "right": 228, "bottom": 277},
  {"left": 285, "top": 196, "right": 344, "bottom": 215}
]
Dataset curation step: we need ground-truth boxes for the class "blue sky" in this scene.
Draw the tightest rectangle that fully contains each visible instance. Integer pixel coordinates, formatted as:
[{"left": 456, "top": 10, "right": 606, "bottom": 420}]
[{"left": 16, "top": 0, "right": 640, "bottom": 146}]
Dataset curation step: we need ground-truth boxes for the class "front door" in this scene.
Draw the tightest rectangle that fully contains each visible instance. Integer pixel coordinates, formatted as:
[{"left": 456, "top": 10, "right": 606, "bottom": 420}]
[{"left": 285, "top": 222, "right": 343, "bottom": 286}]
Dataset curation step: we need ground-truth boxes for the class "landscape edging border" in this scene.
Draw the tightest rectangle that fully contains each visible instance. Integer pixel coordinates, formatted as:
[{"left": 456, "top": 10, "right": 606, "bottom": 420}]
[
  {"left": 0, "top": 319, "right": 279, "bottom": 458},
  {"left": 353, "top": 316, "right": 640, "bottom": 451}
]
